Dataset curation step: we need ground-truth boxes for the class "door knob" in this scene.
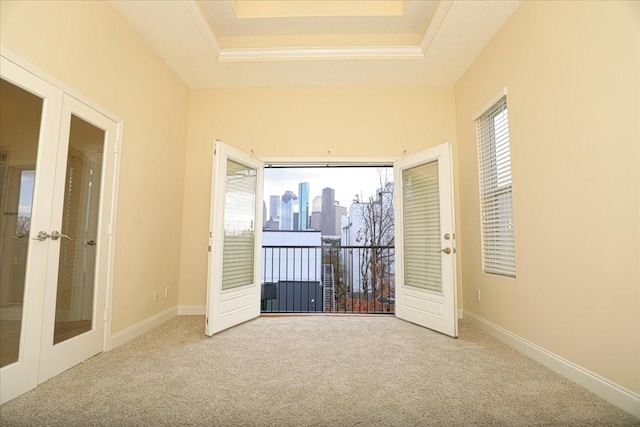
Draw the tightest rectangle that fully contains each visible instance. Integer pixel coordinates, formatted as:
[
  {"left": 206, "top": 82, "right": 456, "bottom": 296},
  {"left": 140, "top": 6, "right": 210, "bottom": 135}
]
[
  {"left": 12, "top": 233, "right": 29, "bottom": 239},
  {"left": 32, "top": 231, "right": 50, "bottom": 241},
  {"left": 440, "top": 247, "right": 452, "bottom": 254},
  {"left": 50, "top": 231, "right": 71, "bottom": 241},
  {"left": 87, "top": 240, "right": 96, "bottom": 246}
]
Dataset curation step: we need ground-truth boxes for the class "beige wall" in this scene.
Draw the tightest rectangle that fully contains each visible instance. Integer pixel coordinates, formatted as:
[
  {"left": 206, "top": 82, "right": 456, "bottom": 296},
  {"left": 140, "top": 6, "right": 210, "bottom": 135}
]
[
  {"left": 0, "top": 0, "right": 190, "bottom": 333},
  {"left": 179, "top": 87, "right": 460, "bottom": 306},
  {"left": 455, "top": 1, "right": 639, "bottom": 393}
]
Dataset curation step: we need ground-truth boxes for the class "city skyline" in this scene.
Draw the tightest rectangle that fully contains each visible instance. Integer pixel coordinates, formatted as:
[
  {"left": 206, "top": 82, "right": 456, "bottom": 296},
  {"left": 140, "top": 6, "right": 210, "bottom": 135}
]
[{"left": 263, "top": 167, "right": 393, "bottom": 215}]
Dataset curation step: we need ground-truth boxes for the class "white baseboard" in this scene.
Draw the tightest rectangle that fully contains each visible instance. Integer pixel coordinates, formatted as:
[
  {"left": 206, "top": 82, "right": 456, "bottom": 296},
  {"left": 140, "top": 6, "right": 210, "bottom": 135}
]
[
  {"left": 464, "top": 310, "right": 640, "bottom": 418},
  {"left": 110, "top": 306, "right": 178, "bottom": 349},
  {"left": 178, "top": 305, "right": 206, "bottom": 315}
]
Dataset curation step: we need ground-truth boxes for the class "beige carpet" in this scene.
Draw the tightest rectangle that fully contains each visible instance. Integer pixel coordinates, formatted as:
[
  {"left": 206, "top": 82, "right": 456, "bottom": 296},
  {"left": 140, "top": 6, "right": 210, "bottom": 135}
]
[{"left": 0, "top": 316, "right": 637, "bottom": 426}]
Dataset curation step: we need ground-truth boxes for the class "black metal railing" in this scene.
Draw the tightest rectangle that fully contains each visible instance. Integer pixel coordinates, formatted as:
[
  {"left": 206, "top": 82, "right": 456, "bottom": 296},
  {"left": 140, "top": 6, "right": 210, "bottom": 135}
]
[{"left": 261, "top": 245, "right": 395, "bottom": 314}]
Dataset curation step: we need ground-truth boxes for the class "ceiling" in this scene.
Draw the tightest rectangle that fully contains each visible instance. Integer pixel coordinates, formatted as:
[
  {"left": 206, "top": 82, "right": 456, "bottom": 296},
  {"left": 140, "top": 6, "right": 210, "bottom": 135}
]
[{"left": 109, "top": 0, "right": 522, "bottom": 88}]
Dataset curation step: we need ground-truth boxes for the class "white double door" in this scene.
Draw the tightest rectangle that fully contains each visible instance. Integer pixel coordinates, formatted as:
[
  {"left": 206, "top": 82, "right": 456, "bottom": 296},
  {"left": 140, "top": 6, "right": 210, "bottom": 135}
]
[
  {"left": 0, "top": 56, "right": 118, "bottom": 403},
  {"left": 206, "top": 141, "right": 457, "bottom": 338}
]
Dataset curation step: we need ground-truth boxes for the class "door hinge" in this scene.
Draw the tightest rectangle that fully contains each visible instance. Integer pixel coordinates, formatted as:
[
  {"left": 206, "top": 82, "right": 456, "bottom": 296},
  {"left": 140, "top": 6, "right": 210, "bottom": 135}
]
[
  {"left": 108, "top": 224, "right": 113, "bottom": 235},
  {"left": 208, "top": 245, "right": 211, "bottom": 252},
  {"left": 103, "top": 309, "right": 108, "bottom": 321},
  {"left": 114, "top": 142, "right": 120, "bottom": 153}
]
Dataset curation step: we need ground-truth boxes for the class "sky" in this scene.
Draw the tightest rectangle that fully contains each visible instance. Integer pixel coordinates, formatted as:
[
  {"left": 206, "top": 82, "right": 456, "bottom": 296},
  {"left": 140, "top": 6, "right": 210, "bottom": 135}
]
[{"left": 263, "top": 166, "right": 393, "bottom": 214}]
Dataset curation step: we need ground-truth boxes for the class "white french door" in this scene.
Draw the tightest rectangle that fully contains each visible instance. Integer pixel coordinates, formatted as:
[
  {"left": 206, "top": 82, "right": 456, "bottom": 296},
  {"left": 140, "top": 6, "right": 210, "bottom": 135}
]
[
  {"left": 205, "top": 141, "right": 456, "bottom": 337},
  {"left": 0, "top": 56, "right": 63, "bottom": 404},
  {"left": 206, "top": 140, "right": 264, "bottom": 336},
  {"left": 394, "top": 142, "right": 458, "bottom": 337},
  {"left": 38, "top": 95, "right": 118, "bottom": 382},
  {"left": 0, "top": 55, "right": 118, "bottom": 403}
]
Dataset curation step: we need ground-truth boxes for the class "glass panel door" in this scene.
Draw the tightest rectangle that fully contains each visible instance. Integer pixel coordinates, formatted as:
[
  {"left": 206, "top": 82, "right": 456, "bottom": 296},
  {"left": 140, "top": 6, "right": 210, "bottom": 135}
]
[
  {"left": 0, "top": 55, "right": 119, "bottom": 404},
  {"left": 206, "top": 141, "right": 263, "bottom": 336},
  {"left": 53, "top": 115, "right": 105, "bottom": 345},
  {"left": 0, "top": 57, "right": 64, "bottom": 404},
  {"left": 0, "top": 79, "right": 43, "bottom": 368},
  {"left": 394, "top": 142, "right": 457, "bottom": 337},
  {"left": 38, "top": 94, "right": 117, "bottom": 384}
]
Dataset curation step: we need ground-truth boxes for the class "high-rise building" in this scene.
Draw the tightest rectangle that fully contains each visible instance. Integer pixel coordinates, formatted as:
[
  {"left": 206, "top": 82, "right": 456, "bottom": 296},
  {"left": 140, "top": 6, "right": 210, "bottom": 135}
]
[
  {"left": 321, "top": 187, "right": 336, "bottom": 236},
  {"left": 269, "top": 195, "right": 280, "bottom": 220},
  {"left": 263, "top": 200, "right": 267, "bottom": 228},
  {"left": 310, "top": 195, "right": 322, "bottom": 230},
  {"left": 280, "top": 190, "right": 297, "bottom": 231},
  {"left": 265, "top": 218, "right": 280, "bottom": 230},
  {"left": 293, "top": 213, "right": 300, "bottom": 231},
  {"left": 298, "top": 182, "right": 310, "bottom": 230},
  {"left": 334, "top": 205, "right": 347, "bottom": 235}
]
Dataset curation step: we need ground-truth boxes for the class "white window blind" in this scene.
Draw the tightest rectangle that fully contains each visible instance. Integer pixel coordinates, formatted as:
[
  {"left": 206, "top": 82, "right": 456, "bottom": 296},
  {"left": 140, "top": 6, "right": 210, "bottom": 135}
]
[
  {"left": 402, "top": 161, "right": 442, "bottom": 292},
  {"left": 475, "top": 96, "right": 516, "bottom": 277},
  {"left": 222, "top": 160, "right": 256, "bottom": 290}
]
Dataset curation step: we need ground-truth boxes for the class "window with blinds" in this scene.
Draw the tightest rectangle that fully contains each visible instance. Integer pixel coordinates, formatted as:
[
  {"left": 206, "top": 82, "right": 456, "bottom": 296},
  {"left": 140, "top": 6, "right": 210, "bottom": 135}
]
[{"left": 475, "top": 95, "right": 516, "bottom": 277}]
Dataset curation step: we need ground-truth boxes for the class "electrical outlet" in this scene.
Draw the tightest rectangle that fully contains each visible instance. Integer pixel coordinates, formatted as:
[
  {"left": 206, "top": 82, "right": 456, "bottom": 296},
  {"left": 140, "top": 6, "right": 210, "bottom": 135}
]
[
  {"left": 164, "top": 287, "right": 169, "bottom": 299},
  {"left": 153, "top": 290, "right": 160, "bottom": 302},
  {"left": 475, "top": 289, "right": 481, "bottom": 302}
]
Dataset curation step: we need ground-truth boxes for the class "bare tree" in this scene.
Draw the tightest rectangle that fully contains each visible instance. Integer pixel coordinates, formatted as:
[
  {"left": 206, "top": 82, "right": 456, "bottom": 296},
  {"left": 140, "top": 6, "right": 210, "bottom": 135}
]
[
  {"left": 16, "top": 215, "right": 31, "bottom": 235},
  {"left": 352, "top": 169, "right": 395, "bottom": 310}
]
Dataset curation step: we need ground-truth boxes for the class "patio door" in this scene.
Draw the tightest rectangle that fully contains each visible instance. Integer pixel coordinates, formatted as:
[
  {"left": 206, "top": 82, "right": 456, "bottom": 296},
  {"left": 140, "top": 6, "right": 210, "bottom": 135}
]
[
  {"left": 206, "top": 141, "right": 264, "bottom": 335},
  {"left": 0, "top": 55, "right": 118, "bottom": 403},
  {"left": 394, "top": 142, "right": 458, "bottom": 337}
]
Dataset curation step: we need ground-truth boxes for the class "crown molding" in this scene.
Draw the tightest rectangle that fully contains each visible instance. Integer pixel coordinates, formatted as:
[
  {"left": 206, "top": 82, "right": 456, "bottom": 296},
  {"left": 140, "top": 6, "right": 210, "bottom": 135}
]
[
  {"left": 184, "top": 0, "right": 221, "bottom": 56},
  {"left": 218, "top": 46, "right": 424, "bottom": 62},
  {"left": 420, "top": 0, "right": 453, "bottom": 54}
]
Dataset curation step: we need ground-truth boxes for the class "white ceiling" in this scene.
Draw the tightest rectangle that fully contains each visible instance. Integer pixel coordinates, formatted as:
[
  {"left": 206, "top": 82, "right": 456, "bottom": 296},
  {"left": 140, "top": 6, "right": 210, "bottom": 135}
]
[{"left": 109, "top": 0, "right": 522, "bottom": 88}]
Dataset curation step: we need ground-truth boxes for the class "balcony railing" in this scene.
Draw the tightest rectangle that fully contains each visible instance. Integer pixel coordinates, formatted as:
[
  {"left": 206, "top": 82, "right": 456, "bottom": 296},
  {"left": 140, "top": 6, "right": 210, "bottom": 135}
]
[{"left": 261, "top": 245, "right": 395, "bottom": 314}]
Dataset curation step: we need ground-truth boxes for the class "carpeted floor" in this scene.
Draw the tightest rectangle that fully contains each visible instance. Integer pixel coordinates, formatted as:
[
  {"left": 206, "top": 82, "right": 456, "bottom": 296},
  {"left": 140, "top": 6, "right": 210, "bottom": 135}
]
[{"left": 0, "top": 316, "right": 637, "bottom": 426}]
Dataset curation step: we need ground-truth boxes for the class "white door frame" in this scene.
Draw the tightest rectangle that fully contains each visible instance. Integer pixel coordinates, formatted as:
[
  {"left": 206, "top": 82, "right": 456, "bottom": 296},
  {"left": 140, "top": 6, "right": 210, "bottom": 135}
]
[{"left": 247, "top": 152, "right": 457, "bottom": 337}]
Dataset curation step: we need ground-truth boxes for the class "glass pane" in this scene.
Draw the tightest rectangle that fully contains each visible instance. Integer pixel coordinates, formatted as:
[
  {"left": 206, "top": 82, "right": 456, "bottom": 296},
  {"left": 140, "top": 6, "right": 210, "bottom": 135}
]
[
  {"left": 222, "top": 160, "right": 256, "bottom": 290},
  {"left": 0, "top": 79, "right": 43, "bottom": 367},
  {"left": 402, "top": 161, "right": 442, "bottom": 292},
  {"left": 54, "top": 115, "right": 104, "bottom": 345}
]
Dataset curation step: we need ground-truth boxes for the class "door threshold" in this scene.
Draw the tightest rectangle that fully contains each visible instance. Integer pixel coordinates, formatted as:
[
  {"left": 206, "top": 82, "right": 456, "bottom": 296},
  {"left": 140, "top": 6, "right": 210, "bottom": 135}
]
[{"left": 260, "top": 313, "right": 394, "bottom": 318}]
